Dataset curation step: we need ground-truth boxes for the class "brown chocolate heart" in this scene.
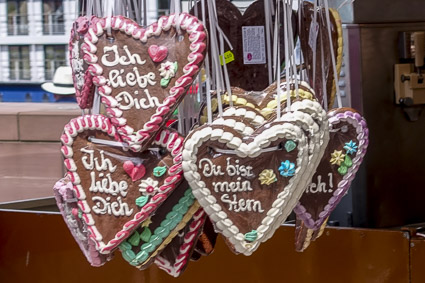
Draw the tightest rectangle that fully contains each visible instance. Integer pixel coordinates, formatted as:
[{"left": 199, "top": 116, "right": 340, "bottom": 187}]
[
  {"left": 190, "top": 0, "right": 297, "bottom": 91},
  {"left": 53, "top": 177, "right": 112, "bottom": 266},
  {"left": 83, "top": 13, "right": 207, "bottom": 152},
  {"left": 69, "top": 16, "right": 96, "bottom": 109},
  {"left": 183, "top": 121, "right": 310, "bottom": 255},
  {"left": 61, "top": 115, "right": 184, "bottom": 254},
  {"left": 119, "top": 181, "right": 200, "bottom": 269},
  {"left": 155, "top": 208, "right": 206, "bottom": 277},
  {"left": 294, "top": 108, "right": 369, "bottom": 251},
  {"left": 299, "top": 2, "right": 342, "bottom": 108}
]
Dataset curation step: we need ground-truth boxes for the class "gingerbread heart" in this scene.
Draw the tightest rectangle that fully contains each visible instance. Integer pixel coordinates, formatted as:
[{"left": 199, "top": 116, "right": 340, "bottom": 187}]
[
  {"left": 61, "top": 115, "right": 184, "bottom": 254},
  {"left": 119, "top": 181, "right": 200, "bottom": 269},
  {"left": 83, "top": 13, "right": 207, "bottom": 152},
  {"left": 155, "top": 208, "right": 206, "bottom": 277},
  {"left": 69, "top": 16, "right": 96, "bottom": 109},
  {"left": 299, "top": 2, "right": 343, "bottom": 108},
  {"left": 190, "top": 0, "right": 297, "bottom": 91},
  {"left": 182, "top": 121, "right": 309, "bottom": 255},
  {"left": 53, "top": 177, "right": 112, "bottom": 266},
  {"left": 294, "top": 108, "right": 369, "bottom": 251}
]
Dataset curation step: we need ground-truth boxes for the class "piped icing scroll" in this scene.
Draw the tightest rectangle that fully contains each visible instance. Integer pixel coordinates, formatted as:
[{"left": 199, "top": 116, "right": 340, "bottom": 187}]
[
  {"left": 69, "top": 16, "right": 96, "bottom": 109},
  {"left": 83, "top": 13, "right": 207, "bottom": 152},
  {"left": 182, "top": 121, "right": 310, "bottom": 255},
  {"left": 61, "top": 115, "right": 184, "bottom": 254},
  {"left": 119, "top": 181, "right": 200, "bottom": 269},
  {"left": 53, "top": 177, "right": 112, "bottom": 266},
  {"left": 294, "top": 108, "right": 369, "bottom": 251},
  {"left": 155, "top": 208, "right": 206, "bottom": 277}
]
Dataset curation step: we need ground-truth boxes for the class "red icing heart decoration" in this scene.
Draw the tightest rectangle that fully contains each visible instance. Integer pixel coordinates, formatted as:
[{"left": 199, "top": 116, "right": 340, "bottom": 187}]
[
  {"left": 61, "top": 115, "right": 184, "bottom": 254},
  {"left": 294, "top": 108, "right": 369, "bottom": 251},
  {"left": 69, "top": 16, "right": 96, "bottom": 109},
  {"left": 83, "top": 14, "right": 207, "bottom": 152},
  {"left": 148, "top": 45, "right": 168, "bottom": 63},
  {"left": 123, "top": 161, "right": 146, "bottom": 181}
]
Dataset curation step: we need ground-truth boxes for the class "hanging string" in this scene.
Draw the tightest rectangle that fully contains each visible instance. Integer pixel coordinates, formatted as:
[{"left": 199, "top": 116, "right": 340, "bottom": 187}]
[
  {"left": 320, "top": 36, "right": 328, "bottom": 110},
  {"left": 142, "top": 0, "right": 147, "bottom": 26},
  {"left": 264, "top": 0, "right": 273, "bottom": 85},
  {"left": 323, "top": 0, "right": 342, "bottom": 108},
  {"left": 312, "top": 0, "right": 318, "bottom": 89},
  {"left": 274, "top": 0, "right": 282, "bottom": 119},
  {"left": 201, "top": 0, "right": 213, "bottom": 124},
  {"left": 337, "top": 0, "right": 355, "bottom": 11},
  {"left": 283, "top": 0, "right": 292, "bottom": 112},
  {"left": 287, "top": 0, "right": 299, "bottom": 97},
  {"left": 207, "top": 0, "right": 224, "bottom": 117}
]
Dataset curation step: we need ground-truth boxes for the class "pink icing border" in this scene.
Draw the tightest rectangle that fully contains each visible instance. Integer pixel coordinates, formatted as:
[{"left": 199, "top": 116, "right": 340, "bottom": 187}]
[
  {"left": 155, "top": 208, "right": 206, "bottom": 277},
  {"left": 60, "top": 114, "right": 184, "bottom": 254},
  {"left": 69, "top": 16, "right": 95, "bottom": 109},
  {"left": 82, "top": 13, "right": 207, "bottom": 152},
  {"left": 293, "top": 110, "right": 369, "bottom": 229}
]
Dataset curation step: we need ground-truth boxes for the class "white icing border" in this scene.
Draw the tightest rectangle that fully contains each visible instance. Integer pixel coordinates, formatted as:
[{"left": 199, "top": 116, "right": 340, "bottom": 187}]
[
  {"left": 182, "top": 122, "right": 309, "bottom": 255},
  {"left": 61, "top": 114, "right": 184, "bottom": 254}
]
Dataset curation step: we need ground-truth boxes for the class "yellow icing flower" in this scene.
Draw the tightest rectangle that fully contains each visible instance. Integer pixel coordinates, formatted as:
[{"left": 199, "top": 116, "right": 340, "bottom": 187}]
[
  {"left": 141, "top": 217, "right": 152, "bottom": 228},
  {"left": 259, "top": 169, "right": 277, "bottom": 185},
  {"left": 330, "top": 150, "right": 346, "bottom": 166}
]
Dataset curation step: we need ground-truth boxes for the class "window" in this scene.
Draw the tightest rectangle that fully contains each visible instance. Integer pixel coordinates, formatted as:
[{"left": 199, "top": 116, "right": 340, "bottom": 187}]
[
  {"left": 9, "top": 46, "right": 31, "bottom": 81},
  {"left": 7, "top": 0, "right": 29, "bottom": 35},
  {"left": 158, "top": 0, "right": 169, "bottom": 17},
  {"left": 42, "top": 0, "right": 65, "bottom": 35},
  {"left": 44, "top": 45, "right": 66, "bottom": 80}
]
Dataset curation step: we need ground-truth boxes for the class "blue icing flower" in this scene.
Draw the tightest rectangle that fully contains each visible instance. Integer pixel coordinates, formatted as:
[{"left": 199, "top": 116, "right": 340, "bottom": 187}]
[
  {"left": 278, "top": 160, "right": 296, "bottom": 177},
  {"left": 344, "top": 140, "right": 358, "bottom": 155}
]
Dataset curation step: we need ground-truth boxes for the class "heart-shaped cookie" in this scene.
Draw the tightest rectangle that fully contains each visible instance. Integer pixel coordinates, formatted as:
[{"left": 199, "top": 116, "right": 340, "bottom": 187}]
[
  {"left": 182, "top": 121, "right": 309, "bottom": 255},
  {"left": 190, "top": 0, "right": 297, "bottom": 91},
  {"left": 119, "top": 181, "right": 199, "bottom": 269},
  {"left": 53, "top": 177, "right": 112, "bottom": 266},
  {"left": 294, "top": 108, "right": 369, "bottom": 251},
  {"left": 61, "top": 115, "right": 184, "bottom": 254},
  {"left": 83, "top": 13, "right": 207, "bottom": 152},
  {"left": 155, "top": 208, "right": 206, "bottom": 277},
  {"left": 70, "top": 16, "right": 96, "bottom": 109},
  {"left": 299, "top": 2, "right": 343, "bottom": 108}
]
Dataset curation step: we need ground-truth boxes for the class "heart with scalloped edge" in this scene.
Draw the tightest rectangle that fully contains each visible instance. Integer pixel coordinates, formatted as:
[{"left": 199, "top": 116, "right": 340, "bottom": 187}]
[
  {"left": 60, "top": 114, "right": 184, "bottom": 254},
  {"left": 155, "top": 208, "right": 206, "bottom": 277},
  {"left": 69, "top": 16, "right": 96, "bottom": 109},
  {"left": 294, "top": 108, "right": 369, "bottom": 251},
  {"left": 82, "top": 13, "right": 206, "bottom": 152},
  {"left": 182, "top": 120, "right": 310, "bottom": 255},
  {"left": 119, "top": 180, "right": 200, "bottom": 270}
]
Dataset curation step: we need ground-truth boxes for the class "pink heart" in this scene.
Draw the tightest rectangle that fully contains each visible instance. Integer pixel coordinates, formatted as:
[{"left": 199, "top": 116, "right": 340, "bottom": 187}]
[
  {"left": 148, "top": 45, "right": 168, "bottom": 63},
  {"left": 123, "top": 161, "right": 146, "bottom": 181}
]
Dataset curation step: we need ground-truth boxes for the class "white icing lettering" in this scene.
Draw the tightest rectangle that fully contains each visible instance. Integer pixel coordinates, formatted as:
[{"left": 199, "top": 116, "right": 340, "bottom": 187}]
[
  {"left": 306, "top": 173, "right": 334, "bottom": 194},
  {"left": 221, "top": 194, "right": 264, "bottom": 213},
  {"left": 226, "top": 157, "right": 254, "bottom": 177},
  {"left": 80, "top": 148, "right": 117, "bottom": 172},
  {"left": 89, "top": 172, "right": 129, "bottom": 197},
  {"left": 101, "top": 45, "right": 146, "bottom": 67},
  {"left": 108, "top": 67, "right": 156, "bottom": 89},
  {"left": 91, "top": 196, "right": 133, "bottom": 216},
  {"left": 115, "top": 89, "right": 160, "bottom": 110},
  {"left": 199, "top": 158, "right": 225, "bottom": 177}
]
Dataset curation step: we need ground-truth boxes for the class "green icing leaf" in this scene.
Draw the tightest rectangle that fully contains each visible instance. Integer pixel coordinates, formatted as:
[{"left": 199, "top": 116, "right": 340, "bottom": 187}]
[
  {"left": 173, "top": 109, "right": 178, "bottom": 116},
  {"left": 173, "top": 61, "right": 178, "bottom": 72},
  {"left": 78, "top": 209, "right": 83, "bottom": 219},
  {"left": 344, "top": 155, "right": 353, "bottom": 168},
  {"left": 244, "top": 230, "right": 258, "bottom": 242},
  {"left": 128, "top": 231, "right": 140, "bottom": 246},
  {"left": 135, "top": 196, "right": 149, "bottom": 207},
  {"left": 153, "top": 166, "right": 167, "bottom": 177},
  {"left": 121, "top": 250, "right": 135, "bottom": 263},
  {"left": 338, "top": 165, "right": 348, "bottom": 176},
  {"left": 184, "top": 189, "right": 194, "bottom": 198},
  {"left": 284, "top": 140, "right": 297, "bottom": 152},
  {"left": 135, "top": 250, "right": 149, "bottom": 263},
  {"left": 140, "top": 227, "right": 152, "bottom": 242},
  {"left": 161, "top": 78, "right": 170, "bottom": 88},
  {"left": 119, "top": 241, "right": 132, "bottom": 251}
]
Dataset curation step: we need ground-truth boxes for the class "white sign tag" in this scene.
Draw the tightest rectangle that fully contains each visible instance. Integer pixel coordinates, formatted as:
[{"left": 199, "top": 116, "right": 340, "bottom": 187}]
[{"left": 242, "top": 26, "right": 266, "bottom": 65}]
